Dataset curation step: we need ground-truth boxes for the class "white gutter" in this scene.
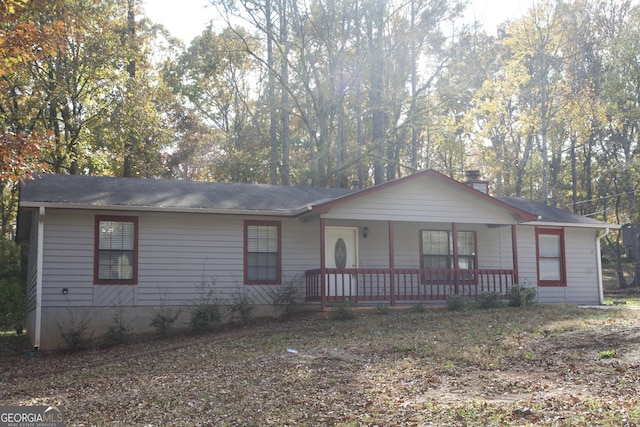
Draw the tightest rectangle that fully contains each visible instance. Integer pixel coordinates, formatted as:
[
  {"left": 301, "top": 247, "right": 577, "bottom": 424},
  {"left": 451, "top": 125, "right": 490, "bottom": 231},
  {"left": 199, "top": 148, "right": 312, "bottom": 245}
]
[
  {"left": 19, "top": 201, "right": 311, "bottom": 217},
  {"left": 34, "top": 206, "right": 45, "bottom": 350},
  {"left": 518, "top": 221, "right": 622, "bottom": 230},
  {"left": 596, "top": 227, "right": 611, "bottom": 305}
]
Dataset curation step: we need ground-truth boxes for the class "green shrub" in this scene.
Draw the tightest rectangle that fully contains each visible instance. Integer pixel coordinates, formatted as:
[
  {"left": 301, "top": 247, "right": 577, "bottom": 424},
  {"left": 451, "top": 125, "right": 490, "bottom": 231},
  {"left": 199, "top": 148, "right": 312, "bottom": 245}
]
[
  {"left": 412, "top": 302, "right": 427, "bottom": 313},
  {"left": 332, "top": 298, "right": 357, "bottom": 321},
  {"left": 229, "top": 292, "right": 254, "bottom": 326},
  {"left": 189, "top": 304, "right": 221, "bottom": 334},
  {"left": 58, "top": 312, "right": 92, "bottom": 351},
  {"left": 0, "top": 237, "right": 22, "bottom": 281},
  {"left": 508, "top": 284, "right": 538, "bottom": 307},
  {"left": 0, "top": 279, "right": 32, "bottom": 333},
  {"left": 445, "top": 293, "right": 471, "bottom": 311},
  {"left": 270, "top": 278, "right": 300, "bottom": 319},
  {"left": 150, "top": 306, "right": 180, "bottom": 338},
  {"left": 102, "top": 308, "right": 131, "bottom": 346},
  {"left": 476, "top": 291, "right": 504, "bottom": 309},
  {"left": 373, "top": 303, "right": 390, "bottom": 315},
  {"left": 189, "top": 280, "right": 222, "bottom": 334}
]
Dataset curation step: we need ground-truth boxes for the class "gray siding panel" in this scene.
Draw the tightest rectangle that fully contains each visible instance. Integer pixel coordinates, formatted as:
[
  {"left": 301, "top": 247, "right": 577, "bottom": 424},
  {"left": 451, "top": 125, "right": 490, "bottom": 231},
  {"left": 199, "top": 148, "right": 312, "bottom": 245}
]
[
  {"left": 516, "top": 225, "right": 600, "bottom": 305},
  {"left": 323, "top": 178, "right": 518, "bottom": 224},
  {"left": 26, "top": 211, "right": 39, "bottom": 302},
  {"left": 39, "top": 209, "right": 320, "bottom": 309}
]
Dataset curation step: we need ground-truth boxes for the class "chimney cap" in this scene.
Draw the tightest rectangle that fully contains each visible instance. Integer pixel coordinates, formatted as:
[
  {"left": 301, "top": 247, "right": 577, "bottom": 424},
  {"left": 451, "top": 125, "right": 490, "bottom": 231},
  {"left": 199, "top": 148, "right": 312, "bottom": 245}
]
[{"left": 465, "top": 170, "right": 481, "bottom": 181}]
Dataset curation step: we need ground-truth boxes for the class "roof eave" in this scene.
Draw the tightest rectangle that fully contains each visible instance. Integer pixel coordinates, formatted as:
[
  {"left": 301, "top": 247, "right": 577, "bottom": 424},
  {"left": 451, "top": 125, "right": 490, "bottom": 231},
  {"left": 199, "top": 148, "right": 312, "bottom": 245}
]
[
  {"left": 18, "top": 201, "right": 306, "bottom": 217},
  {"left": 518, "top": 220, "right": 621, "bottom": 230}
]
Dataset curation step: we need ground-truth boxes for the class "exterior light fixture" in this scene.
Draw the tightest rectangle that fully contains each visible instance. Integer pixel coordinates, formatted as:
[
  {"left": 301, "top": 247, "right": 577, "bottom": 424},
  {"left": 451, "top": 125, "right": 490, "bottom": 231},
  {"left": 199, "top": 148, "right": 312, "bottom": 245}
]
[{"left": 362, "top": 226, "right": 369, "bottom": 238}]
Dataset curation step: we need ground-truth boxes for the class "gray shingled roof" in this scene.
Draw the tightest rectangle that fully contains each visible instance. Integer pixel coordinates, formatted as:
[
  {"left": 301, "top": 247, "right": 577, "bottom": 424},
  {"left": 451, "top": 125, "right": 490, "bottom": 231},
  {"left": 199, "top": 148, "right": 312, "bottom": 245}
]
[
  {"left": 19, "top": 174, "right": 356, "bottom": 214},
  {"left": 498, "top": 196, "right": 610, "bottom": 226},
  {"left": 19, "top": 174, "right": 614, "bottom": 228}
]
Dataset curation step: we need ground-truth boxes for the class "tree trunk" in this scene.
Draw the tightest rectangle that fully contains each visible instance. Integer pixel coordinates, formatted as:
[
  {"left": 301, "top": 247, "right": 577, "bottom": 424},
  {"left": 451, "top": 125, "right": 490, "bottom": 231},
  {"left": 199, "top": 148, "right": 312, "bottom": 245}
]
[{"left": 123, "top": 0, "right": 136, "bottom": 178}]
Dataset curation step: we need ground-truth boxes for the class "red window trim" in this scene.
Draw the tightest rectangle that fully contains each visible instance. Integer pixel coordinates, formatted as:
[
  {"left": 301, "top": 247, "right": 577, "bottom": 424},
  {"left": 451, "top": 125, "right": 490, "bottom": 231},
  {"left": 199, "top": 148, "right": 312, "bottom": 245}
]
[
  {"left": 419, "top": 229, "right": 478, "bottom": 270},
  {"left": 94, "top": 215, "right": 139, "bottom": 285},
  {"left": 535, "top": 227, "right": 566, "bottom": 287},
  {"left": 244, "top": 220, "right": 282, "bottom": 285}
]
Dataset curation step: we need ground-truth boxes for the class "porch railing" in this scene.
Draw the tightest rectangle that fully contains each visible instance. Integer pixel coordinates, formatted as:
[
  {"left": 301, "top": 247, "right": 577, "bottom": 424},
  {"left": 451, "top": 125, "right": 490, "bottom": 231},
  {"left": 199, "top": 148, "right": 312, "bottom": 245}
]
[{"left": 305, "top": 268, "right": 517, "bottom": 303}]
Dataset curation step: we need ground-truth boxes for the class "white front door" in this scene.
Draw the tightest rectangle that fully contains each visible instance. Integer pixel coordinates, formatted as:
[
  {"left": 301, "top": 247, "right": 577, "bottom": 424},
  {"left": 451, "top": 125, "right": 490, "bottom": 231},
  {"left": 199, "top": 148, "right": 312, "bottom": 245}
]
[{"left": 325, "top": 227, "right": 358, "bottom": 298}]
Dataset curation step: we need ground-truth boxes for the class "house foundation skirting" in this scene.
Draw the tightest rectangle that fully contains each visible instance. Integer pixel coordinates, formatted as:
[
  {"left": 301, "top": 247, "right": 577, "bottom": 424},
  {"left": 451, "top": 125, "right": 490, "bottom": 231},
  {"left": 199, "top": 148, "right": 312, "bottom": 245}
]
[{"left": 27, "top": 304, "right": 286, "bottom": 350}]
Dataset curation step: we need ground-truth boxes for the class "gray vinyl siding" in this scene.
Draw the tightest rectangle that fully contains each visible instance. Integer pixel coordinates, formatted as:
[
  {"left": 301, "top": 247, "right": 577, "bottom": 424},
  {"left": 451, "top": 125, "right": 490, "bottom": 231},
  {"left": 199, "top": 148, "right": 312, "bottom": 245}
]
[
  {"left": 39, "top": 209, "right": 321, "bottom": 309},
  {"left": 514, "top": 226, "right": 538, "bottom": 287},
  {"left": 41, "top": 210, "right": 94, "bottom": 307},
  {"left": 516, "top": 225, "right": 600, "bottom": 304},
  {"left": 26, "top": 210, "right": 39, "bottom": 302},
  {"left": 25, "top": 210, "right": 40, "bottom": 345},
  {"left": 322, "top": 178, "right": 518, "bottom": 224}
]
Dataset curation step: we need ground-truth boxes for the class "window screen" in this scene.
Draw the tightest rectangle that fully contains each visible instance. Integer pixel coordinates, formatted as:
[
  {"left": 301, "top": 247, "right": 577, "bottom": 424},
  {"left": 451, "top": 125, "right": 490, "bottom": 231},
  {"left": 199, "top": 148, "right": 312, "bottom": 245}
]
[
  {"left": 422, "top": 230, "right": 476, "bottom": 270},
  {"left": 246, "top": 222, "right": 280, "bottom": 283},
  {"left": 96, "top": 217, "right": 137, "bottom": 283},
  {"left": 537, "top": 231, "right": 564, "bottom": 283}
]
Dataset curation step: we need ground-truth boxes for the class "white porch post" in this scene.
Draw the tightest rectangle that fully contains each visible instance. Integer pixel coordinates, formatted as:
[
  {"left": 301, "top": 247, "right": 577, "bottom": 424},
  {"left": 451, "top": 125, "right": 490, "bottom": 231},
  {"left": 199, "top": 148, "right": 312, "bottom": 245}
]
[
  {"left": 388, "top": 220, "right": 395, "bottom": 306},
  {"left": 320, "top": 218, "right": 326, "bottom": 310},
  {"left": 35, "top": 206, "right": 45, "bottom": 350},
  {"left": 451, "top": 222, "right": 459, "bottom": 294},
  {"left": 511, "top": 224, "right": 519, "bottom": 285}
]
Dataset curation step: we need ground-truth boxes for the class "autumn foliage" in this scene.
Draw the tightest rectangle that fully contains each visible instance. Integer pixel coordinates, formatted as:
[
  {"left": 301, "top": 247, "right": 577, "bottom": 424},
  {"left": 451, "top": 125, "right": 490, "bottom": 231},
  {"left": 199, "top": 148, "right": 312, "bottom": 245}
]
[
  {"left": 0, "top": 0, "right": 65, "bottom": 75},
  {"left": 0, "top": 0, "right": 66, "bottom": 181},
  {"left": 0, "top": 132, "right": 51, "bottom": 181}
]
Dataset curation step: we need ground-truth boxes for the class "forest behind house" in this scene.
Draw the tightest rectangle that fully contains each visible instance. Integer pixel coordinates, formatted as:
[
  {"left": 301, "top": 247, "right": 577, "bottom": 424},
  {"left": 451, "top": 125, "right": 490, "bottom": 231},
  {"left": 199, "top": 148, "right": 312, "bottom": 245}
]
[{"left": 2, "top": 0, "right": 640, "bottom": 303}]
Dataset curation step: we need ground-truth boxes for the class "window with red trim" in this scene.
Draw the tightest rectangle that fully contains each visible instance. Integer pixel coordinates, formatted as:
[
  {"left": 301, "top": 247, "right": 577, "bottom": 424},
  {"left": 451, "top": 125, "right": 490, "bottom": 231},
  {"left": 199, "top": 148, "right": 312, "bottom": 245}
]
[
  {"left": 95, "top": 216, "right": 138, "bottom": 284},
  {"left": 244, "top": 220, "right": 281, "bottom": 284},
  {"left": 536, "top": 228, "right": 566, "bottom": 286},
  {"left": 420, "top": 230, "right": 477, "bottom": 270}
]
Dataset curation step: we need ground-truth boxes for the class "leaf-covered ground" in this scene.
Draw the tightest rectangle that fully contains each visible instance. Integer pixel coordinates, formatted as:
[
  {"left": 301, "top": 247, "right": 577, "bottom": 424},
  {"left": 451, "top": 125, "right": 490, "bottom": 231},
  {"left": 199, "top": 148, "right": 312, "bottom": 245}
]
[{"left": 2, "top": 305, "right": 640, "bottom": 426}]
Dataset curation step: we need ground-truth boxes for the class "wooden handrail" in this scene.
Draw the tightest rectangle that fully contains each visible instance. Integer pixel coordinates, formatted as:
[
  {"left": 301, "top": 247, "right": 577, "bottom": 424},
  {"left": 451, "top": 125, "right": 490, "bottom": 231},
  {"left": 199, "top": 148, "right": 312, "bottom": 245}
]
[{"left": 306, "top": 268, "right": 517, "bottom": 302}]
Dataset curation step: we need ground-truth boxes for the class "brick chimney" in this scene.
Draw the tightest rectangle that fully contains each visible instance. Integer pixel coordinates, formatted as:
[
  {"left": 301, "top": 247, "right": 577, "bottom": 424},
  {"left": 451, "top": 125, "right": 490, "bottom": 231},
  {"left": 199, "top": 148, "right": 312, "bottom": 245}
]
[{"left": 464, "top": 170, "right": 489, "bottom": 194}]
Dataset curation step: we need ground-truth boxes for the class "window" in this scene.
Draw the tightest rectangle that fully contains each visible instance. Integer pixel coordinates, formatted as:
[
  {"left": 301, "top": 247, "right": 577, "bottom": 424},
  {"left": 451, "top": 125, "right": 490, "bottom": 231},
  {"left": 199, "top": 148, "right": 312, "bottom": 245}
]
[
  {"left": 536, "top": 228, "right": 566, "bottom": 286},
  {"left": 421, "top": 230, "right": 476, "bottom": 270},
  {"left": 94, "top": 216, "right": 138, "bottom": 284},
  {"left": 244, "top": 221, "right": 281, "bottom": 284}
]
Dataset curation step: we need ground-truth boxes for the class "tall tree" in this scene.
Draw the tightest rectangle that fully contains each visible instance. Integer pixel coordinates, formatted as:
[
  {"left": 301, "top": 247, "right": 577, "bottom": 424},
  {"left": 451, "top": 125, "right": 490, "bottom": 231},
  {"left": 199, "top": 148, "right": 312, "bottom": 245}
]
[{"left": 0, "top": 0, "right": 68, "bottom": 236}]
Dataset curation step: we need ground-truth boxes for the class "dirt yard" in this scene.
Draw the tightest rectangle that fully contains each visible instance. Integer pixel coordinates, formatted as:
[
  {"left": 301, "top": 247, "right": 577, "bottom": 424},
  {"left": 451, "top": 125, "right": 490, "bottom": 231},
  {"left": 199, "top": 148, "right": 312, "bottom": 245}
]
[{"left": 1, "top": 304, "right": 639, "bottom": 426}]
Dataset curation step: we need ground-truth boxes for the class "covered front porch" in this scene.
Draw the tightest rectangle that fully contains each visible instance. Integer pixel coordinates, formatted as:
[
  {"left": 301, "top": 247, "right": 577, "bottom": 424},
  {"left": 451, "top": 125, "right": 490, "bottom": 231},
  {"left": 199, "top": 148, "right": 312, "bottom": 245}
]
[
  {"left": 305, "top": 267, "right": 518, "bottom": 305},
  {"left": 304, "top": 219, "right": 520, "bottom": 308}
]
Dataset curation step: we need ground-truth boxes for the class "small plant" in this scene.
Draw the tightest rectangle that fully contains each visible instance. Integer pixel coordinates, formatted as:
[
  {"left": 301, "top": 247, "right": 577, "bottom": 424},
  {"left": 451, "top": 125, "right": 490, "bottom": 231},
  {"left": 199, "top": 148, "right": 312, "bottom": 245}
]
[
  {"left": 102, "top": 307, "right": 131, "bottom": 346},
  {"left": 150, "top": 289, "right": 182, "bottom": 338},
  {"left": 332, "top": 298, "right": 357, "bottom": 321},
  {"left": 229, "top": 292, "right": 254, "bottom": 326},
  {"left": 270, "top": 277, "right": 300, "bottom": 319},
  {"left": 58, "top": 311, "right": 92, "bottom": 351},
  {"left": 373, "top": 303, "right": 390, "bottom": 315},
  {"left": 599, "top": 349, "right": 616, "bottom": 359},
  {"left": 509, "top": 284, "right": 537, "bottom": 307},
  {"left": 0, "top": 279, "right": 33, "bottom": 334},
  {"left": 476, "top": 291, "right": 504, "bottom": 309},
  {"left": 412, "top": 302, "right": 427, "bottom": 313},
  {"left": 150, "top": 308, "right": 180, "bottom": 338},
  {"left": 189, "top": 304, "right": 221, "bottom": 334},
  {"left": 446, "top": 293, "right": 471, "bottom": 311},
  {"left": 189, "top": 280, "right": 222, "bottom": 334},
  {"left": 150, "top": 306, "right": 181, "bottom": 338}
]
